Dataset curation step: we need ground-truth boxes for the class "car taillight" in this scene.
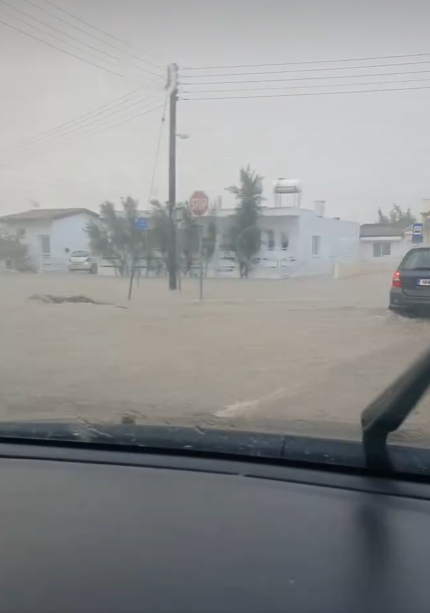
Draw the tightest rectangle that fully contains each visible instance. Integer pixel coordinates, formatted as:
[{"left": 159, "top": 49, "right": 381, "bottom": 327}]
[{"left": 392, "top": 270, "right": 401, "bottom": 287}]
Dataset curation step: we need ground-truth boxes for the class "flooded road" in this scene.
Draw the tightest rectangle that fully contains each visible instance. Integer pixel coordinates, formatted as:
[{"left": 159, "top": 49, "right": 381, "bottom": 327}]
[{"left": 0, "top": 271, "right": 428, "bottom": 440}]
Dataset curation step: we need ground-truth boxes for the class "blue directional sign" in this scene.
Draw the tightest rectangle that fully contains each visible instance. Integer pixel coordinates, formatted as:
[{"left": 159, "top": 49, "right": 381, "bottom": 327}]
[
  {"left": 134, "top": 217, "right": 147, "bottom": 230},
  {"left": 412, "top": 222, "right": 423, "bottom": 243}
]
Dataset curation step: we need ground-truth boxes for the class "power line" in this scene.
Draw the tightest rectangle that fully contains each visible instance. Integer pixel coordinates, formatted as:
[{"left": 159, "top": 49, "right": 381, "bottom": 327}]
[
  {"left": 7, "top": 101, "right": 165, "bottom": 165},
  {"left": 18, "top": 93, "right": 162, "bottom": 152},
  {"left": 148, "top": 95, "right": 168, "bottom": 204},
  {"left": 180, "top": 83, "right": 430, "bottom": 101},
  {"left": 44, "top": 0, "right": 165, "bottom": 75},
  {"left": 180, "top": 75, "right": 430, "bottom": 95},
  {"left": 0, "top": 0, "right": 158, "bottom": 84},
  {"left": 181, "top": 51, "right": 430, "bottom": 71},
  {"left": 21, "top": 0, "right": 164, "bottom": 82},
  {"left": 0, "top": 0, "right": 120, "bottom": 63},
  {"left": 180, "top": 59, "right": 430, "bottom": 80},
  {"left": 179, "top": 67, "right": 430, "bottom": 88},
  {"left": 18, "top": 88, "right": 143, "bottom": 146},
  {"left": 0, "top": 15, "right": 125, "bottom": 78}
]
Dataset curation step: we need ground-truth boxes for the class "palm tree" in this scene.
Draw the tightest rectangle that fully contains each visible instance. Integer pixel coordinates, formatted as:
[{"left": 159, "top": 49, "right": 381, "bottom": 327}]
[{"left": 227, "top": 165, "right": 263, "bottom": 278}]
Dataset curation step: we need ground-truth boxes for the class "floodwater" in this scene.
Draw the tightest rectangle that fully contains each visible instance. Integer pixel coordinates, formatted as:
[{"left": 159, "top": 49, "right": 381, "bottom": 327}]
[{"left": 1, "top": 271, "right": 429, "bottom": 441}]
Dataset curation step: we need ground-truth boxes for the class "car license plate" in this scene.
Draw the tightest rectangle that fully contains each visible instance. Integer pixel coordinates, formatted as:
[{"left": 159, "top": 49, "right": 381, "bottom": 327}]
[{"left": 418, "top": 279, "right": 430, "bottom": 286}]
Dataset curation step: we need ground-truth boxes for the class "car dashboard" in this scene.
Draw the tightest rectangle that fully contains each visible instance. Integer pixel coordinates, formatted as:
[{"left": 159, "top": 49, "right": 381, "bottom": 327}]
[{"left": 1, "top": 437, "right": 430, "bottom": 613}]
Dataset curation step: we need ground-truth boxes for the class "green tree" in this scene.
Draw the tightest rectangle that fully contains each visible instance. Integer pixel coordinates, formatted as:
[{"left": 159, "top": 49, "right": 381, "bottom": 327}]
[
  {"left": 227, "top": 165, "right": 263, "bottom": 278},
  {"left": 150, "top": 200, "right": 170, "bottom": 276},
  {"left": 179, "top": 207, "right": 199, "bottom": 276},
  {"left": 377, "top": 207, "right": 389, "bottom": 224},
  {"left": 203, "top": 218, "right": 217, "bottom": 276},
  {"left": 87, "top": 197, "right": 147, "bottom": 277},
  {"left": 0, "top": 233, "right": 32, "bottom": 271},
  {"left": 377, "top": 204, "right": 416, "bottom": 226}
]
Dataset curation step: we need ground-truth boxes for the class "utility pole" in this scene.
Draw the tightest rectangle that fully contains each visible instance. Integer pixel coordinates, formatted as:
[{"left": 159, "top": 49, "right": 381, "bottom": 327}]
[{"left": 167, "top": 63, "right": 178, "bottom": 290}]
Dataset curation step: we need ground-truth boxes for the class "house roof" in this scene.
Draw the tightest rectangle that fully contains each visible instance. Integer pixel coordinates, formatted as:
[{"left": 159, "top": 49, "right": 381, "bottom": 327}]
[
  {"left": 360, "top": 223, "right": 410, "bottom": 238},
  {"left": 0, "top": 208, "right": 99, "bottom": 222}
]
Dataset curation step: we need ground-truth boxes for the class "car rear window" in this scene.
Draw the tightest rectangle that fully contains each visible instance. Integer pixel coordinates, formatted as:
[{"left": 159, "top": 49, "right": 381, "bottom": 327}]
[
  {"left": 71, "top": 251, "right": 89, "bottom": 257},
  {"left": 401, "top": 249, "right": 430, "bottom": 270}
]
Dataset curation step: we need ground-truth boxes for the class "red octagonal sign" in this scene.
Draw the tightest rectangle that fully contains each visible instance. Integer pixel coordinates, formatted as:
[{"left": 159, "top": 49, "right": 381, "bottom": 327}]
[{"left": 189, "top": 191, "right": 209, "bottom": 216}]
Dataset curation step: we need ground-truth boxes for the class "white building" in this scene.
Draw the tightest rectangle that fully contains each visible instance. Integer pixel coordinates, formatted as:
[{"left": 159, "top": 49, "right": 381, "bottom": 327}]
[
  {"left": 0, "top": 208, "right": 99, "bottom": 272},
  {"left": 206, "top": 202, "right": 360, "bottom": 278},
  {"left": 359, "top": 224, "right": 414, "bottom": 262}
]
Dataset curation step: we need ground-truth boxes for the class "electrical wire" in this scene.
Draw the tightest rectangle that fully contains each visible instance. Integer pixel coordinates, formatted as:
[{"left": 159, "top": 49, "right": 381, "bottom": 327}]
[
  {"left": 7, "top": 101, "right": 165, "bottom": 165},
  {"left": 180, "top": 75, "right": 430, "bottom": 95},
  {"left": 44, "top": 0, "right": 165, "bottom": 74},
  {"left": 181, "top": 51, "right": 430, "bottom": 71},
  {"left": 0, "top": 0, "right": 120, "bottom": 63},
  {"left": 180, "top": 83, "right": 430, "bottom": 101},
  {"left": 21, "top": 0, "right": 164, "bottom": 81},
  {"left": 18, "top": 93, "right": 162, "bottom": 151},
  {"left": 0, "top": 15, "right": 125, "bottom": 78},
  {"left": 18, "top": 88, "right": 143, "bottom": 146},
  {"left": 179, "top": 67, "right": 430, "bottom": 88},
  {"left": 0, "top": 0, "right": 159, "bottom": 84},
  {"left": 147, "top": 95, "right": 168, "bottom": 204},
  {"left": 180, "top": 59, "right": 430, "bottom": 80}
]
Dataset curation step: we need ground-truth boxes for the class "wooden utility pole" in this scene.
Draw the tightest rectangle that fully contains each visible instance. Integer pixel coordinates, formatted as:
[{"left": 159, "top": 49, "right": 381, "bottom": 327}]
[{"left": 167, "top": 63, "right": 178, "bottom": 290}]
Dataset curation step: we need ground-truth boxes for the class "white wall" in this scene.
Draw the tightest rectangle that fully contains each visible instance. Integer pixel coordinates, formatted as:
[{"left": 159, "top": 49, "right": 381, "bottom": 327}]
[
  {"left": 0, "top": 219, "right": 52, "bottom": 270},
  {"left": 295, "top": 210, "right": 360, "bottom": 276},
  {"left": 205, "top": 208, "right": 360, "bottom": 279},
  {"left": 360, "top": 237, "right": 412, "bottom": 262},
  {"left": 0, "top": 213, "right": 95, "bottom": 272},
  {"left": 254, "top": 216, "right": 300, "bottom": 278},
  {"left": 51, "top": 213, "right": 95, "bottom": 269}
]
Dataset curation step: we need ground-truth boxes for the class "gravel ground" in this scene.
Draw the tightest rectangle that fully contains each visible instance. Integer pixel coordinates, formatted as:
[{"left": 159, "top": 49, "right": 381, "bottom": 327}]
[{"left": 1, "top": 271, "right": 430, "bottom": 441}]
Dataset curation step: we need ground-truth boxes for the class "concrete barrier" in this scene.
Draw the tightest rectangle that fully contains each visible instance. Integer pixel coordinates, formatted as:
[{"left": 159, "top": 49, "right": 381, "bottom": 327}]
[{"left": 333, "top": 260, "right": 395, "bottom": 280}]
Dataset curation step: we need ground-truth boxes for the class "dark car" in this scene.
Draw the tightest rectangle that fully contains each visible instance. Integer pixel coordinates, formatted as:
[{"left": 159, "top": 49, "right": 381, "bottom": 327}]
[{"left": 389, "top": 246, "right": 430, "bottom": 313}]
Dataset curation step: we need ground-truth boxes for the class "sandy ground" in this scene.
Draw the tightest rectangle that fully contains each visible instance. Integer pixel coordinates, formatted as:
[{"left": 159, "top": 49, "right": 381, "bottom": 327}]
[{"left": 1, "top": 270, "right": 430, "bottom": 440}]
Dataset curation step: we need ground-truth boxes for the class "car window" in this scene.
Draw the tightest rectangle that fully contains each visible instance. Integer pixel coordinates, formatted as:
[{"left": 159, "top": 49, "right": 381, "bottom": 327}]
[
  {"left": 71, "top": 251, "right": 90, "bottom": 257},
  {"left": 401, "top": 250, "right": 430, "bottom": 270}
]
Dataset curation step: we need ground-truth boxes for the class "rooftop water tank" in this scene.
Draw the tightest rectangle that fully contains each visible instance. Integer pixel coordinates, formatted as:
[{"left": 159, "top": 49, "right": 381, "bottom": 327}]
[{"left": 273, "top": 178, "right": 302, "bottom": 194}]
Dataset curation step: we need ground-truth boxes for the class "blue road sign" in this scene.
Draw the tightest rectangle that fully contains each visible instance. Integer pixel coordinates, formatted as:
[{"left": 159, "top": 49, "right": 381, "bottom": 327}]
[
  {"left": 412, "top": 222, "right": 423, "bottom": 242},
  {"left": 134, "top": 217, "right": 147, "bottom": 230}
]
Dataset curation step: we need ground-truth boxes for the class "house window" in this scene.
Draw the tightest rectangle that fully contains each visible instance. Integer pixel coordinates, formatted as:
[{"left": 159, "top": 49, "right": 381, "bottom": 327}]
[
  {"left": 373, "top": 242, "right": 391, "bottom": 257},
  {"left": 266, "top": 230, "right": 275, "bottom": 251},
  {"left": 17, "top": 228, "right": 26, "bottom": 239},
  {"left": 281, "top": 232, "right": 289, "bottom": 250},
  {"left": 312, "top": 236, "right": 321, "bottom": 257},
  {"left": 39, "top": 235, "right": 51, "bottom": 256}
]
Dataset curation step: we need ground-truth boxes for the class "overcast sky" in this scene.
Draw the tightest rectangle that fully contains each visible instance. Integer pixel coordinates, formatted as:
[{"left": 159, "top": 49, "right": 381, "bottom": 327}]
[{"left": 0, "top": 0, "right": 430, "bottom": 222}]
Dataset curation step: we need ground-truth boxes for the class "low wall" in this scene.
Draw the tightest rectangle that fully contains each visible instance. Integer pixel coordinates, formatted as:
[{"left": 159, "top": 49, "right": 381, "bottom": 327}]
[{"left": 333, "top": 260, "right": 395, "bottom": 280}]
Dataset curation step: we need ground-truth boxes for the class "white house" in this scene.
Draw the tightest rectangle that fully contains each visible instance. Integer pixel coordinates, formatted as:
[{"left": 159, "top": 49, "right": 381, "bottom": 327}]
[
  {"left": 0, "top": 208, "right": 99, "bottom": 272},
  {"left": 205, "top": 201, "right": 360, "bottom": 278},
  {"left": 359, "top": 224, "right": 414, "bottom": 262}
]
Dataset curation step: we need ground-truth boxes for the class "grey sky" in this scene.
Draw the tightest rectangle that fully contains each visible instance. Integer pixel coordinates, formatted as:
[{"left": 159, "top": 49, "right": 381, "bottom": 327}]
[{"left": 0, "top": 0, "right": 430, "bottom": 222}]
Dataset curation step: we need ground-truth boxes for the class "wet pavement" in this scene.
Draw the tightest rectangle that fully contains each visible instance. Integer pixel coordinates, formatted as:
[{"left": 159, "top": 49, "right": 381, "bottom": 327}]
[{"left": 1, "top": 271, "right": 429, "bottom": 441}]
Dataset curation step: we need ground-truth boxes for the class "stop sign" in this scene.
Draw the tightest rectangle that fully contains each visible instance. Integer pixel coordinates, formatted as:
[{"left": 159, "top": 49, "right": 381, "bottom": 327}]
[{"left": 189, "top": 191, "right": 209, "bottom": 216}]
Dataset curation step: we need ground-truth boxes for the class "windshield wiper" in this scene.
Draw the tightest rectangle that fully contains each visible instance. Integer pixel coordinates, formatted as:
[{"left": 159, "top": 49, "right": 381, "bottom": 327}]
[{"left": 361, "top": 345, "right": 430, "bottom": 470}]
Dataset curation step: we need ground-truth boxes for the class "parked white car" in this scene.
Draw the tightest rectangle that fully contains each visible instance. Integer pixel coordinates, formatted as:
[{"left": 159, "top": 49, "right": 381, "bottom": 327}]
[{"left": 68, "top": 251, "right": 98, "bottom": 274}]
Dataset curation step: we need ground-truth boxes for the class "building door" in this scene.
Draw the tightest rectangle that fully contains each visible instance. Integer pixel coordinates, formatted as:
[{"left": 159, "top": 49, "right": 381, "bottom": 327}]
[{"left": 39, "top": 235, "right": 51, "bottom": 271}]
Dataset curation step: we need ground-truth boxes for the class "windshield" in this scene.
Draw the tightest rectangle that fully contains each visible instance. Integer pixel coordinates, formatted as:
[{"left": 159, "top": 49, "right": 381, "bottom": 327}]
[
  {"left": 1, "top": 1, "right": 430, "bottom": 457},
  {"left": 401, "top": 249, "right": 430, "bottom": 270}
]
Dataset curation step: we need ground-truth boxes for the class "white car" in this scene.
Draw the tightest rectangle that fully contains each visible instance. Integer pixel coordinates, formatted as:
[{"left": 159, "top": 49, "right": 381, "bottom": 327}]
[{"left": 68, "top": 251, "right": 98, "bottom": 274}]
